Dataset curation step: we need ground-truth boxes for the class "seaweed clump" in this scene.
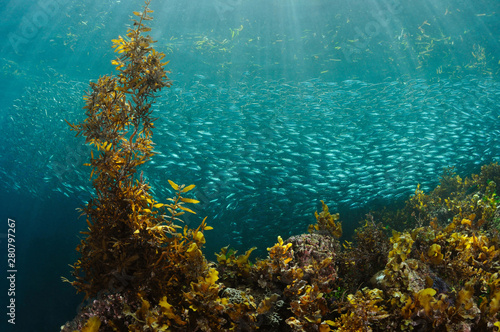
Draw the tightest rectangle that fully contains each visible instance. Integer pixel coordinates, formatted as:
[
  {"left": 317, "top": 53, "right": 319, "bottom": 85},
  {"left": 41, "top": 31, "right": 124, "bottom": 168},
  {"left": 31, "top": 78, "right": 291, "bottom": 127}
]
[
  {"left": 377, "top": 164, "right": 500, "bottom": 231},
  {"left": 62, "top": 2, "right": 216, "bottom": 330},
  {"left": 331, "top": 164, "right": 500, "bottom": 331},
  {"left": 64, "top": 1, "right": 175, "bottom": 299},
  {"left": 212, "top": 165, "right": 500, "bottom": 331}
]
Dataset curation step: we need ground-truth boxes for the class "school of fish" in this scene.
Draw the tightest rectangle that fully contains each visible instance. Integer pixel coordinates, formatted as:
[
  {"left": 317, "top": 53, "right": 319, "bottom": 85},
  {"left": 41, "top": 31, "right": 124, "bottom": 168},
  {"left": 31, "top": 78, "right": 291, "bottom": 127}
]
[{"left": 1, "top": 74, "right": 499, "bottom": 252}]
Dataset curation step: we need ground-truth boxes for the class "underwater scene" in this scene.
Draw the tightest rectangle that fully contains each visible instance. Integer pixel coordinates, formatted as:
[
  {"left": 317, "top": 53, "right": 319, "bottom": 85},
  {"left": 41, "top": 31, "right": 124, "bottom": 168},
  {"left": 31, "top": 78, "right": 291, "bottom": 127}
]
[{"left": 0, "top": 0, "right": 500, "bottom": 331}]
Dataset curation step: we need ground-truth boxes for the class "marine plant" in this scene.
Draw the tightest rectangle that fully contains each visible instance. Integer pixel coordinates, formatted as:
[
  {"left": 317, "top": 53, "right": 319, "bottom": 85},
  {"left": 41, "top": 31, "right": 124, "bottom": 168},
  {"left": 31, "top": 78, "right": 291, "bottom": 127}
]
[
  {"left": 63, "top": 0, "right": 216, "bottom": 326},
  {"left": 216, "top": 245, "right": 257, "bottom": 281},
  {"left": 335, "top": 165, "right": 500, "bottom": 331},
  {"left": 376, "top": 163, "right": 500, "bottom": 232},
  {"left": 308, "top": 199, "right": 342, "bottom": 238},
  {"left": 336, "top": 214, "right": 390, "bottom": 295}
]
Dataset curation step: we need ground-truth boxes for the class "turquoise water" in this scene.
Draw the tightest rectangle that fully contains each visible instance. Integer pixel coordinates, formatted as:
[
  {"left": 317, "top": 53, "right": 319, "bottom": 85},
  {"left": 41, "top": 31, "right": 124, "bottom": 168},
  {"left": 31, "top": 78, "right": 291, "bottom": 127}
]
[{"left": 0, "top": 0, "right": 499, "bottom": 330}]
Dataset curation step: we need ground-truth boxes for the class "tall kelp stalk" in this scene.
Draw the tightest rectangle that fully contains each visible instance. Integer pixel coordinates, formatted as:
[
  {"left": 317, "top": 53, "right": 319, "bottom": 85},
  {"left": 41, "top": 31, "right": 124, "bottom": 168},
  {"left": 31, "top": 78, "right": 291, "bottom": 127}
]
[{"left": 64, "top": 0, "right": 212, "bottom": 308}]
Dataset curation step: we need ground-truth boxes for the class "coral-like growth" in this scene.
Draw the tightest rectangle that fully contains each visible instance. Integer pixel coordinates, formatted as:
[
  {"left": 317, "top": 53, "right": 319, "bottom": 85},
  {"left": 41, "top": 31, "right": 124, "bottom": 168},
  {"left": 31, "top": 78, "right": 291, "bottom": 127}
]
[{"left": 284, "top": 233, "right": 338, "bottom": 293}]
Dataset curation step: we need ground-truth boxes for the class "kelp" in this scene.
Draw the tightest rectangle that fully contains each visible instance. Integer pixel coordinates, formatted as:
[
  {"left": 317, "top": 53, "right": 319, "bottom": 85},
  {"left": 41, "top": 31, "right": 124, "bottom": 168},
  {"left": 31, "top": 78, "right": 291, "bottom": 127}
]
[{"left": 63, "top": 1, "right": 211, "bottom": 309}]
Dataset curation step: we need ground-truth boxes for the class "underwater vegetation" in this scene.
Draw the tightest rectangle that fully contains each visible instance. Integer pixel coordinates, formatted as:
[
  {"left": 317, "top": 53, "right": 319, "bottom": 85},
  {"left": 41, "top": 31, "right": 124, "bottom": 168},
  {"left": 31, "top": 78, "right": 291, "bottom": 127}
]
[
  {"left": 62, "top": 164, "right": 500, "bottom": 332},
  {"left": 61, "top": 2, "right": 500, "bottom": 331},
  {"left": 61, "top": 0, "right": 221, "bottom": 315}
]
